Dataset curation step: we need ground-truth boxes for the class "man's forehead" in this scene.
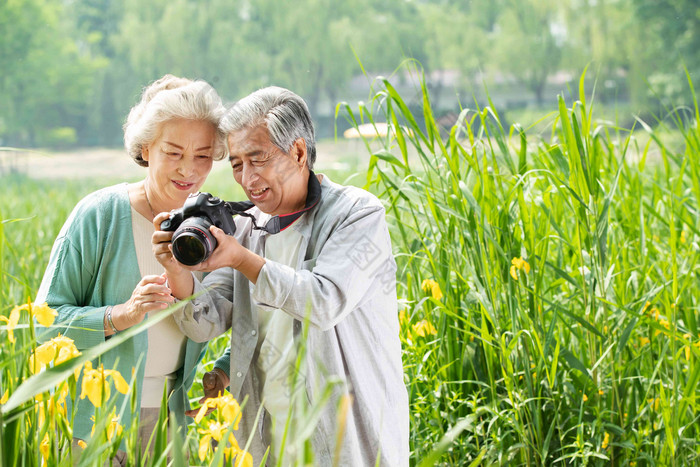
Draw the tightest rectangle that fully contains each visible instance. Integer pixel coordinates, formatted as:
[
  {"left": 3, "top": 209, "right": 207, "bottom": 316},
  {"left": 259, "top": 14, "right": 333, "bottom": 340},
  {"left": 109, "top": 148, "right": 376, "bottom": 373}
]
[{"left": 227, "top": 126, "right": 273, "bottom": 154}]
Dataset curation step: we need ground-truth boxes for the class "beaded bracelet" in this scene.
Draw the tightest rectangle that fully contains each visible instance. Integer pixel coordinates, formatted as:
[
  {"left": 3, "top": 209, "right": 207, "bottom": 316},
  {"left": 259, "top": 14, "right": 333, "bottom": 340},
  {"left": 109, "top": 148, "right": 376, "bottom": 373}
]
[{"left": 105, "top": 306, "right": 119, "bottom": 333}]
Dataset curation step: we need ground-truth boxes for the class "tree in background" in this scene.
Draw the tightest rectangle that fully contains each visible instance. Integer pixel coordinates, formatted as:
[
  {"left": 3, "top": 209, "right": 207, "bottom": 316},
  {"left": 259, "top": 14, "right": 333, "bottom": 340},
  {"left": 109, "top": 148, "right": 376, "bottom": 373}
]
[
  {"left": 418, "top": 0, "right": 501, "bottom": 110},
  {"left": 490, "top": 0, "right": 565, "bottom": 106},
  {"left": 72, "top": 0, "right": 124, "bottom": 146},
  {"left": 2, "top": 0, "right": 700, "bottom": 148},
  {"left": 631, "top": 0, "right": 700, "bottom": 107},
  {"left": 0, "top": 0, "right": 105, "bottom": 147}
]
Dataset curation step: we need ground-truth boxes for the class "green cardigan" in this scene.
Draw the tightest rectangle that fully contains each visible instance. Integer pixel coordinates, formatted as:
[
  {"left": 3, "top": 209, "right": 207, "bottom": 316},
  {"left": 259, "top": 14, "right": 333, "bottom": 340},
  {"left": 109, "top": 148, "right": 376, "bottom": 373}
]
[{"left": 35, "top": 183, "right": 206, "bottom": 445}]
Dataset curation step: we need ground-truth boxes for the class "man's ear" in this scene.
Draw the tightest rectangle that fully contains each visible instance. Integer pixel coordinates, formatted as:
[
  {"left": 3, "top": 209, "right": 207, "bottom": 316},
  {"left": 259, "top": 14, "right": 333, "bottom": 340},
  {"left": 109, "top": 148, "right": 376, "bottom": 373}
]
[
  {"left": 290, "top": 138, "right": 307, "bottom": 168},
  {"left": 142, "top": 145, "right": 150, "bottom": 162}
]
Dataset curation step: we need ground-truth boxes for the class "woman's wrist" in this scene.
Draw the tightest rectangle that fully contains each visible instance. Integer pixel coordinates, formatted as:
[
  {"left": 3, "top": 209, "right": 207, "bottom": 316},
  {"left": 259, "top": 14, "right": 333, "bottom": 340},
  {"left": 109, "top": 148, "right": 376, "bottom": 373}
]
[
  {"left": 110, "top": 304, "right": 136, "bottom": 332},
  {"left": 104, "top": 306, "right": 118, "bottom": 336}
]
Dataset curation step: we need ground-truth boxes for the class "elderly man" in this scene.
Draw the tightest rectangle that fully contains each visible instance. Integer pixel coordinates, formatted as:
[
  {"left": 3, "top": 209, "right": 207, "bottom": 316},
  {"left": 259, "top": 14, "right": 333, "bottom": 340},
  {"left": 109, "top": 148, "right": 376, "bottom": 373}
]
[{"left": 153, "top": 86, "right": 408, "bottom": 465}]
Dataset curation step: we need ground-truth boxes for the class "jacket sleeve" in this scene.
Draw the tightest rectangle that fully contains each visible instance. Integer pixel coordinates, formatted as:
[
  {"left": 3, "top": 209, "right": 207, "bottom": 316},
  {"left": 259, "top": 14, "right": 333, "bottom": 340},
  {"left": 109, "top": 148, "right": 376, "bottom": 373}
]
[
  {"left": 35, "top": 230, "right": 107, "bottom": 349},
  {"left": 252, "top": 204, "right": 396, "bottom": 331},
  {"left": 172, "top": 268, "right": 236, "bottom": 343},
  {"left": 213, "top": 347, "right": 231, "bottom": 379}
]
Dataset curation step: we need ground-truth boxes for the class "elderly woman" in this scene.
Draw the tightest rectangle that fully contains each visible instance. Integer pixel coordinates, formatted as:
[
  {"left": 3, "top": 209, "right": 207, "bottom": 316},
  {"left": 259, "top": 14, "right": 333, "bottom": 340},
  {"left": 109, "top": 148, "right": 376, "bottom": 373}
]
[{"left": 35, "top": 74, "right": 226, "bottom": 462}]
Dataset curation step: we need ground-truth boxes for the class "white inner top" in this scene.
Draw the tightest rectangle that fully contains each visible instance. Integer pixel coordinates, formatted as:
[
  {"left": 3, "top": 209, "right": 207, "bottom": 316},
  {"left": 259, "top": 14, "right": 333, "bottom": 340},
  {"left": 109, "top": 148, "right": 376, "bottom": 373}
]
[
  {"left": 131, "top": 207, "right": 188, "bottom": 408},
  {"left": 255, "top": 214, "right": 306, "bottom": 464}
]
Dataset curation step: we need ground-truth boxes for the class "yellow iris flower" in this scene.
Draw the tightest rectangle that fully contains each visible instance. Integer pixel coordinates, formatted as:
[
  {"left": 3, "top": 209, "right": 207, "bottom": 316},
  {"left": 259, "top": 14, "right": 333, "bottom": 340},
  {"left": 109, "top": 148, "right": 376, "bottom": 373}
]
[
  {"left": 33, "top": 303, "right": 58, "bottom": 327},
  {"left": 1, "top": 302, "right": 58, "bottom": 344},
  {"left": 29, "top": 334, "right": 82, "bottom": 378},
  {"left": 90, "top": 409, "right": 123, "bottom": 440},
  {"left": 413, "top": 319, "right": 437, "bottom": 337},
  {"left": 80, "top": 362, "right": 129, "bottom": 408},
  {"left": 510, "top": 257, "right": 530, "bottom": 281},
  {"left": 234, "top": 450, "right": 253, "bottom": 467},
  {"left": 39, "top": 433, "right": 50, "bottom": 464},
  {"left": 195, "top": 393, "right": 249, "bottom": 463},
  {"left": 197, "top": 421, "right": 251, "bottom": 465},
  {"left": 0, "top": 389, "right": 8, "bottom": 405},
  {"left": 421, "top": 279, "right": 443, "bottom": 300},
  {"left": 37, "top": 384, "right": 70, "bottom": 429},
  {"left": 0, "top": 305, "right": 22, "bottom": 343},
  {"left": 398, "top": 310, "right": 409, "bottom": 327},
  {"left": 198, "top": 433, "right": 212, "bottom": 461},
  {"left": 194, "top": 393, "right": 242, "bottom": 428},
  {"left": 648, "top": 397, "right": 660, "bottom": 411}
]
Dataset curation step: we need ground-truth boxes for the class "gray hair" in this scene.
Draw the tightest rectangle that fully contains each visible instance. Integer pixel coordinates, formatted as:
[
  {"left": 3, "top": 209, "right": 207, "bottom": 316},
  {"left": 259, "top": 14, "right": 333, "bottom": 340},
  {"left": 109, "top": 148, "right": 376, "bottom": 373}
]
[
  {"left": 220, "top": 86, "right": 316, "bottom": 168},
  {"left": 124, "top": 74, "right": 227, "bottom": 167}
]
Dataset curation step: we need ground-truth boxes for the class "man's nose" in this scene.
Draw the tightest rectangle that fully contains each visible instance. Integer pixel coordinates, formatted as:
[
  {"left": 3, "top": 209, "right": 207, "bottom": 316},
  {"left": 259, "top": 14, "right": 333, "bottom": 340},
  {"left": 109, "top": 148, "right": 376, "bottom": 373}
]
[{"left": 241, "top": 163, "right": 259, "bottom": 186}]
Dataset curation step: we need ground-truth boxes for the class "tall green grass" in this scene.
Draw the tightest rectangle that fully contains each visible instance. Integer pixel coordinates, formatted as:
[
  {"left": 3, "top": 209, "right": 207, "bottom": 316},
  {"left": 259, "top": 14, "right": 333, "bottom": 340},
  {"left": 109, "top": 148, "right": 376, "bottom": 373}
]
[
  {"left": 2, "top": 67, "right": 700, "bottom": 465},
  {"left": 340, "top": 66, "right": 700, "bottom": 465}
]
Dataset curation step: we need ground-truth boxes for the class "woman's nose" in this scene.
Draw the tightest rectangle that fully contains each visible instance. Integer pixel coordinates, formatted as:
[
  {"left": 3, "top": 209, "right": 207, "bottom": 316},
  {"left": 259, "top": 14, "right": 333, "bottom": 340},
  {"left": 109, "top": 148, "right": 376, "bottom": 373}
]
[{"left": 176, "top": 156, "right": 194, "bottom": 177}]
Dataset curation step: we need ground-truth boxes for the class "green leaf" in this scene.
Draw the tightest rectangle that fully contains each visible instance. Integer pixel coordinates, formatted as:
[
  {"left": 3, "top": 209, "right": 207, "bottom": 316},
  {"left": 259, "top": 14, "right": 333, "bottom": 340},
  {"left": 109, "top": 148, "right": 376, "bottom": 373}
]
[{"left": 2, "top": 301, "right": 184, "bottom": 415}]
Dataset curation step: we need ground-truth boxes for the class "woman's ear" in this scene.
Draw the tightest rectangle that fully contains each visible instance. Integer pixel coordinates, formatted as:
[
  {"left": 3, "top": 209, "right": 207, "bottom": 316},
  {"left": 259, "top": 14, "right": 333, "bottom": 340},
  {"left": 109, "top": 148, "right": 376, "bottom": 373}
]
[{"left": 142, "top": 145, "right": 150, "bottom": 162}]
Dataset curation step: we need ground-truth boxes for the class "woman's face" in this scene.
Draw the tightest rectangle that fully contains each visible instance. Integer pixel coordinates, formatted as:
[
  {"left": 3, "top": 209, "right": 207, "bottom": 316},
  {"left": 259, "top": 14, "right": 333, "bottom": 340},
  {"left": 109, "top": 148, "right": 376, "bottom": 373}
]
[{"left": 143, "top": 118, "right": 217, "bottom": 211}]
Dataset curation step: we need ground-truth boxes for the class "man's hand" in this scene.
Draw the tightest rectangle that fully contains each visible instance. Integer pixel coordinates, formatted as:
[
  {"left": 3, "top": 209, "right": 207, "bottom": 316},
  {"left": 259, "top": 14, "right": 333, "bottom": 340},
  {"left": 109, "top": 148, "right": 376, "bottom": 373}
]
[
  {"left": 195, "top": 226, "right": 266, "bottom": 283},
  {"left": 194, "top": 225, "right": 246, "bottom": 271},
  {"left": 184, "top": 368, "right": 230, "bottom": 418}
]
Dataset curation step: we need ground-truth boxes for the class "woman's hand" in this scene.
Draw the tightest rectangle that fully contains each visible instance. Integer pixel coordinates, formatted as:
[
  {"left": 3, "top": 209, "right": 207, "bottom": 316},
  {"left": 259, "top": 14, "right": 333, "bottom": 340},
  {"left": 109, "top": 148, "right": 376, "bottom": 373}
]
[
  {"left": 184, "top": 368, "right": 230, "bottom": 418},
  {"left": 152, "top": 212, "right": 186, "bottom": 274},
  {"left": 152, "top": 212, "right": 195, "bottom": 299},
  {"left": 108, "top": 274, "right": 174, "bottom": 333}
]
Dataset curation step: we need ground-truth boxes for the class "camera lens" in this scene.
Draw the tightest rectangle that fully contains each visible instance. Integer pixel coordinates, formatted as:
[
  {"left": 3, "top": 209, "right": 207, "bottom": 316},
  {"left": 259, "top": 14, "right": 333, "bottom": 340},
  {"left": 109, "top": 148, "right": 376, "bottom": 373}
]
[{"left": 171, "top": 217, "right": 217, "bottom": 266}]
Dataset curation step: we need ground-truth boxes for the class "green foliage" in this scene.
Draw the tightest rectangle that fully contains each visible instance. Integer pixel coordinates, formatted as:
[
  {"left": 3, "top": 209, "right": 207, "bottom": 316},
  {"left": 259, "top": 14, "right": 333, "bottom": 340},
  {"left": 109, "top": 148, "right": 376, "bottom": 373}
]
[
  {"left": 0, "top": 0, "right": 107, "bottom": 146},
  {"left": 3, "top": 0, "right": 699, "bottom": 148},
  {"left": 3, "top": 66, "right": 700, "bottom": 464},
  {"left": 340, "top": 66, "right": 700, "bottom": 464}
]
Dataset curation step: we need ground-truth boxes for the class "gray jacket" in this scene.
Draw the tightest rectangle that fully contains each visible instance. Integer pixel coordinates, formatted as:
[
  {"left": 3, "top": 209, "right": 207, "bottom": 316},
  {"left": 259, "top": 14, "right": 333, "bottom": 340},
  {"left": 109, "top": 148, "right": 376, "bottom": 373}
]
[{"left": 173, "top": 175, "right": 409, "bottom": 466}]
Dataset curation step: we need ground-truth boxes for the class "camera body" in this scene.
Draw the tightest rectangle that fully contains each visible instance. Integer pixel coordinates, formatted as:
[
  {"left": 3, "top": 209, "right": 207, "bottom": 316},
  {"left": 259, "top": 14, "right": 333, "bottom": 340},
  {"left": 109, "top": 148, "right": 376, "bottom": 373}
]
[{"left": 161, "top": 192, "right": 237, "bottom": 266}]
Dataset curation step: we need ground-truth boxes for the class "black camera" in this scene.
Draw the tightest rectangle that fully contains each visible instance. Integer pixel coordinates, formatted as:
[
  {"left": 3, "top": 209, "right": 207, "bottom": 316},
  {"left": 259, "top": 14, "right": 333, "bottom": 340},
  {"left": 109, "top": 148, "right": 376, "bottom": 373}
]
[{"left": 160, "top": 192, "right": 239, "bottom": 266}]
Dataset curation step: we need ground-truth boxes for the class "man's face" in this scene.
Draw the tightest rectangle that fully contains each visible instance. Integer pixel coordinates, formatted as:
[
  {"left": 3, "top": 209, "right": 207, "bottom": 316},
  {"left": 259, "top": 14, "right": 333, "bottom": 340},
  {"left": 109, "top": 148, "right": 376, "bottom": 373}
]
[{"left": 228, "top": 124, "right": 309, "bottom": 216}]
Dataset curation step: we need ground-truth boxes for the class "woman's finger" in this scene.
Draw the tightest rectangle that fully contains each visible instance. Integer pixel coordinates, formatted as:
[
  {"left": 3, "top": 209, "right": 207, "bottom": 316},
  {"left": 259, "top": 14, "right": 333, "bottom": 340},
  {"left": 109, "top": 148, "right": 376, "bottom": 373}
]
[
  {"left": 153, "top": 212, "right": 171, "bottom": 231},
  {"left": 138, "top": 282, "right": 171, "bottom": 295},
  {"left": 152, "top": 230, "right": 173, "bottom": 244},
  {"left": 140, "top": 274, "right": 167, "bottom": 285}
]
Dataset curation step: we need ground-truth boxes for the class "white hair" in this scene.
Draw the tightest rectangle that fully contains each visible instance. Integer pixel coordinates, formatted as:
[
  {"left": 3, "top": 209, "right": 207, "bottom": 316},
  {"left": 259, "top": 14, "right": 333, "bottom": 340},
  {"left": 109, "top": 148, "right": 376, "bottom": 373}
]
[
  {"left": 124, "top": 74, "right": 227, "bottom": 167},
  {"left": 220, "top": 86, "right": 316, "bottom": 168}
]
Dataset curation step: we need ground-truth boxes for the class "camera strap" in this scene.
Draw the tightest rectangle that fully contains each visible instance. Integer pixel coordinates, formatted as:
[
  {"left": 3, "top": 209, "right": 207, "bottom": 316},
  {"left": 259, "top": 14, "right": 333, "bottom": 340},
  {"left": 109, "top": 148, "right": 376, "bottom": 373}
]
[{"left": 225, "top": 170, "right": 322, "bottom": 235}]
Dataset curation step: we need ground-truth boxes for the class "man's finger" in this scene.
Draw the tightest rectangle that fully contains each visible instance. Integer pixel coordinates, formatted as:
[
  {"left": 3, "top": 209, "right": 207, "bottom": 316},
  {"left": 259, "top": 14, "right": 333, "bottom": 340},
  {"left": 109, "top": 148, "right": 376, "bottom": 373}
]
[
  {"left": 203, "top": 372, "right": 218, "bottom": 389},
  {"left": 185, "top": 406, "right": 215, "bottom": 418}
]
